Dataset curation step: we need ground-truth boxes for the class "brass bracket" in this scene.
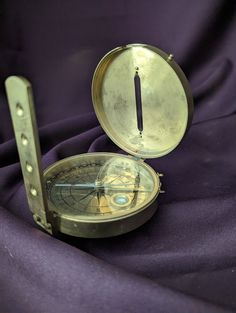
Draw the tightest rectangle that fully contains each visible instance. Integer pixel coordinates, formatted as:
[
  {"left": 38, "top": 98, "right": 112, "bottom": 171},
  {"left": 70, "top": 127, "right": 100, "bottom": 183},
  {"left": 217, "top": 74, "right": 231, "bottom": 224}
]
[
  {"left": 33, "top": 214, "right": 53, "bottom": 234},
  {"left": 5, "top": 76, "right": 55, "bottom": 234}
]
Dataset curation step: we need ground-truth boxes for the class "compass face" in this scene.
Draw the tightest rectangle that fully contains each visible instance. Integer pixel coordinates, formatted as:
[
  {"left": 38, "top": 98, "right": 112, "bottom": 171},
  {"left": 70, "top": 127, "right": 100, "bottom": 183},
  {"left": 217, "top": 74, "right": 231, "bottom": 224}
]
[{"left": 44, "top": 153, "right": 159, "bottom": 221}]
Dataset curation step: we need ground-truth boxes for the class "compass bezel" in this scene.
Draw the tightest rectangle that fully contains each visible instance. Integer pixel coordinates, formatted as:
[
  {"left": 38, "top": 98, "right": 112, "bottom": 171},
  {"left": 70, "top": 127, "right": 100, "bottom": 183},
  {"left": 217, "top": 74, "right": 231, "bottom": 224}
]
[{"left": 43, "top": 152, "right": 160, "bottom": 237}]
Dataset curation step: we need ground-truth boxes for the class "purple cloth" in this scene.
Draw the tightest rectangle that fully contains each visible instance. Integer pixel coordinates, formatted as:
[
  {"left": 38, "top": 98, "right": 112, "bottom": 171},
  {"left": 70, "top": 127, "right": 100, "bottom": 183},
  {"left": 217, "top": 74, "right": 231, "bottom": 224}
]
[{"left": 1, "top": 0, "right": 236, "bottom": 312}]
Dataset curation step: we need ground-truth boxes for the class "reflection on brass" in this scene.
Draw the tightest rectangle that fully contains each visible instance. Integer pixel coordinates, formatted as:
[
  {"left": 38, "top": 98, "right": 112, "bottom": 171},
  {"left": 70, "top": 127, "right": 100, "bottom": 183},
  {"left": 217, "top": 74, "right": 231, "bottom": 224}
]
[
  {"left": 26, "top": 162, "right": 33, "bottom": 173},
  {"left": 5, "top": 43, "right": 193, "bottom": 238}
]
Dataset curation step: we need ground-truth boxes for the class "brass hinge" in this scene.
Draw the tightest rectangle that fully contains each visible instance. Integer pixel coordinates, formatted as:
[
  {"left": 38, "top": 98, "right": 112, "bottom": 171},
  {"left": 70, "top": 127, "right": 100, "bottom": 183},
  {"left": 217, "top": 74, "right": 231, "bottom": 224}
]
[{"left": 33, "top": 214, "right": 53, "bottom": 234}]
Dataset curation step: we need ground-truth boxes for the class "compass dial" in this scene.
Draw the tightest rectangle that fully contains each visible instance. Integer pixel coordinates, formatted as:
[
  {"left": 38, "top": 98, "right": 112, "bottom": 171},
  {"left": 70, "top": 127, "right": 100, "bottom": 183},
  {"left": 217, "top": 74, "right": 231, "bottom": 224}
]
[{"left": 44, "top": 153, "right": 160, "bottom": 221}]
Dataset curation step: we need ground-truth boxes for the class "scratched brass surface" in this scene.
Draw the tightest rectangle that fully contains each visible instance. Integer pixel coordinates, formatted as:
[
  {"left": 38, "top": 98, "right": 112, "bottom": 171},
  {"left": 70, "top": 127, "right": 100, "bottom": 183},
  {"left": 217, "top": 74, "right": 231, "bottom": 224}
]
[{"left": 92, "top": 44, "right": 193, "bottom": 158}]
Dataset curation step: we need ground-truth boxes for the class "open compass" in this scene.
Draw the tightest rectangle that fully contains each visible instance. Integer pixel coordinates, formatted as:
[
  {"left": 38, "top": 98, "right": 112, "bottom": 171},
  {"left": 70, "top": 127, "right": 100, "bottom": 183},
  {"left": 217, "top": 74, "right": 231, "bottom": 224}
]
[{"left": 5, "top": 43, "right": 193, "bottom": 238}]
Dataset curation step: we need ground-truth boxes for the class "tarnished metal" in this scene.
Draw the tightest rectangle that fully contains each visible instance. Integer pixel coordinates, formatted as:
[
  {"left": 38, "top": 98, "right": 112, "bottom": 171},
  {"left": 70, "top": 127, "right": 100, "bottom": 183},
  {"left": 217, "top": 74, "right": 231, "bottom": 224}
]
[
  {"left": 5, "top": 77, "right": 54, "bottom": 234},
  {"left": 92, "top": 44, "right": 193, "bottom": 158},
  {"left": 5, "top": 43, "right": 193, "bottom": 238}
]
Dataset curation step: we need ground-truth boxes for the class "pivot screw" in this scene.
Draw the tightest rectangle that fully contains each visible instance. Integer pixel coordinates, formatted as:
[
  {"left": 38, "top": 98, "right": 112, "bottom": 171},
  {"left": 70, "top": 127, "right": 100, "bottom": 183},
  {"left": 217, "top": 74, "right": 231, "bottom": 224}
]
[{"left": 167, "top": 54, "right": 174, "bottom": 62}]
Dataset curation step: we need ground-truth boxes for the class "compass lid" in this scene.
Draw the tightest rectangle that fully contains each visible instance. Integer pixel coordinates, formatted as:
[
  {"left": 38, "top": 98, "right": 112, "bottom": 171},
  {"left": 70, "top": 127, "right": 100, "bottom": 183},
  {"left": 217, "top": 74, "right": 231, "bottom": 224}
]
[{"left": 92, "top": 44, "right": 193, "bottom": 159}]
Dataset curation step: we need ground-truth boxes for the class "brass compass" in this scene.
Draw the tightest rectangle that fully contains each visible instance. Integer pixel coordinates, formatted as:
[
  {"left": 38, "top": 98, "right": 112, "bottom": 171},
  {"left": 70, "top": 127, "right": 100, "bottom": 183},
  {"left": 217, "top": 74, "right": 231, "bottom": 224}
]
[{"left": 5, "top": 43, "right": 193, "bottom": 238}]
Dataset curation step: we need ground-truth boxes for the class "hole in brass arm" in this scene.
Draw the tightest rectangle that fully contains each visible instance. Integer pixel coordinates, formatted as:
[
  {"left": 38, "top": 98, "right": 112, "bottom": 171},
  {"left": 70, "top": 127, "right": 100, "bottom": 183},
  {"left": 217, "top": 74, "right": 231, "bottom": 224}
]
[
  {"left": 30, "top": 186, "right": 38, "bottom": 197},
  {"left": 21, "top": 134, "right": 28, "bottom": 146},
  {"left": 16, "top": 103, "right": 24, "bottom": 117},
  {"left": 26, "top": 162, "right": 33, "bottom": 173}
]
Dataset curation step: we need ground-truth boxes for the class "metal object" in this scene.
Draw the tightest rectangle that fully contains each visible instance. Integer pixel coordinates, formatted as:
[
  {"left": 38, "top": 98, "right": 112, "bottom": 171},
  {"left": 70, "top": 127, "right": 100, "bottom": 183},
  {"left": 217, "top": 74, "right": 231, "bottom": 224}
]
[
  {"left": 5, "top": 77, "right": 54, "bottom": 234},
  {"left": 167, "top": 54, "right": 174, "bottom": 62},
  {"left": 5, "top": 43, "right": 193, "bottom": 238},
  {"left": 44, "top": 153, "right": 161, "bottom": 237},
  {"left": 92, "top": 44, "right": 193, "bottom": 158}
]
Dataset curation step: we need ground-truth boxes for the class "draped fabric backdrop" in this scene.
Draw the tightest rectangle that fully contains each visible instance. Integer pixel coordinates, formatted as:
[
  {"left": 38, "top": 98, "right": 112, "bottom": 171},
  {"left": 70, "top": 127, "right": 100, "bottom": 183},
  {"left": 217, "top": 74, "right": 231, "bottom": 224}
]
[{"left": 1, "top": 1, "right": 236, "bottom": 312}]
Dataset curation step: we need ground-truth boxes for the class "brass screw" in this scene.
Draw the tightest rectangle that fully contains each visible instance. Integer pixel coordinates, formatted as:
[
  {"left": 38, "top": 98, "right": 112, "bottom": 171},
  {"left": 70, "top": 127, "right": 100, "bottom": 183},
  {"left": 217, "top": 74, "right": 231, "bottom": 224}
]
[{"left": 167, "top": 54, "right": 174, "bottom": 62}]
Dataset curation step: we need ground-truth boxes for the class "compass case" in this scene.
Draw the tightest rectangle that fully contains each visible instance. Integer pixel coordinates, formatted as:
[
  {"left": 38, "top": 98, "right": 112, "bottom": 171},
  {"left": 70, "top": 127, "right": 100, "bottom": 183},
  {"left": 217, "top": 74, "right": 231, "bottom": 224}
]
[
  {"left": 92, "top": 44, "right": 193, "bottom": 159},
  {"left": 44, "top": 153, "right": 161, "bottom": 238},
  {"left": 5, "top": 44, "right": 193, "bottom": 239}
]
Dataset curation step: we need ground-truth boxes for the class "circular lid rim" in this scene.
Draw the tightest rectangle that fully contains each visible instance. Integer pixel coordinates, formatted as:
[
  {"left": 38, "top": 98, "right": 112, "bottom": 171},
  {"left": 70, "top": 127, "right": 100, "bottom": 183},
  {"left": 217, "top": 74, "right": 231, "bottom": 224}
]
[{"left": 92, "top": 43, "right": 194, "bottom": 159}]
